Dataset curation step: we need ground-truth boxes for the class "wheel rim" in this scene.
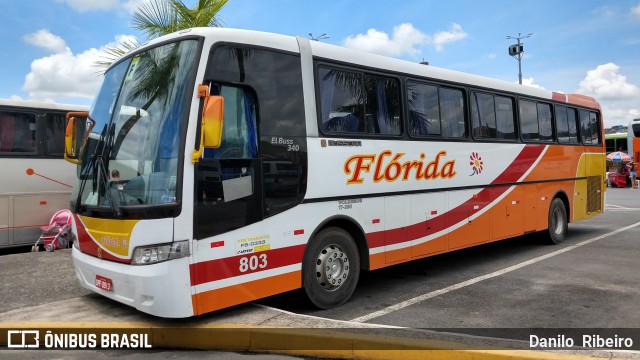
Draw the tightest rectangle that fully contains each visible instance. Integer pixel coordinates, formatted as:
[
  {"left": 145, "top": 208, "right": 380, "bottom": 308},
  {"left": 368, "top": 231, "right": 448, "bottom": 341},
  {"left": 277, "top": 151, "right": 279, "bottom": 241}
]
[
  {"left": 315, "top": 244, "right": 349, "bottom": 291},
  {"left": 552, "top": 206, "right": 565, "bottom": 236}
]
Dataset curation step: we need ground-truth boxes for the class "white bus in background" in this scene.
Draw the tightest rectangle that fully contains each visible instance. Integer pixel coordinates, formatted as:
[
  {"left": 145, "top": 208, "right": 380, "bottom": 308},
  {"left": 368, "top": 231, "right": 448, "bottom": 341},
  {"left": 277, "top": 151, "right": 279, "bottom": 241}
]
[{"left": 0, "top": 99, "right": 89, "bottom": 248}]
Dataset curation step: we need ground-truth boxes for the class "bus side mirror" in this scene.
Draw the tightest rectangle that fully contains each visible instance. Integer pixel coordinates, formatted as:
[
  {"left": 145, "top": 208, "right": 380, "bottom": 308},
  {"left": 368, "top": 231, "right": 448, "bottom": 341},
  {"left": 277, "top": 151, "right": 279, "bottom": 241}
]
[
  {"left": 64, "top": 111, "right": 93, "bottom": 164},
  {"left": 193, "top": 85, "right": 224, "bottom": 163}
]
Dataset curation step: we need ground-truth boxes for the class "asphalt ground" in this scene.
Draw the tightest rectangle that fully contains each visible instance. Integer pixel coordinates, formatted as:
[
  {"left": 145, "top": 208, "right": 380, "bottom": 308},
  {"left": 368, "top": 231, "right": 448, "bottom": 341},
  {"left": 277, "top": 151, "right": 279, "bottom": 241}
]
[{"left": 1, "top": 187, "right": 639, "bottom": 359}]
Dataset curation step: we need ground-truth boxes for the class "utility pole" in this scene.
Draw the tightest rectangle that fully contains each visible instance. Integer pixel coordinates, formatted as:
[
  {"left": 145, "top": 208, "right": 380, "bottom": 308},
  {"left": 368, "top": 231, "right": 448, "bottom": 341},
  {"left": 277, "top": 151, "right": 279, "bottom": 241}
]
[{"left": 506, "top": 32, "right": 532, "bottom": 84}]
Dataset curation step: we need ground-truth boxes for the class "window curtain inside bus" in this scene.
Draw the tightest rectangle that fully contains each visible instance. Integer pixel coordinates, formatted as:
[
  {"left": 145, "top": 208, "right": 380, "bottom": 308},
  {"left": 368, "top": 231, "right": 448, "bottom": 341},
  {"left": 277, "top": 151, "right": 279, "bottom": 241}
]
[
  {"left": 244, "top": 89, "right": 257, "bottom": 158},
  {"left": 0, "top": 113, "right": 15, "bottom": 151},
  {"left": 375, "top": 79, "right": 393, "bottom": 134},
  {"left": 440, "top": 88, "right": 457, "bottom": 137},
  {"left": 320, "top": 70, "right": 336, "bottom": 129},
  {"left": 407, "top": 82, "right": 429, "bottom": 135}
]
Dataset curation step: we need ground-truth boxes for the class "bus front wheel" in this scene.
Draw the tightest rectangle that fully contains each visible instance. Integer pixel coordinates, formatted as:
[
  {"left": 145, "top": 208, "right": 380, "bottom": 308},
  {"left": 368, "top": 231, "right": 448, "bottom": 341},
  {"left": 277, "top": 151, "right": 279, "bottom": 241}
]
[
  {"left": 545, "top": 198, "right": 567, "bottom": 245},
  {"left": 303, "top": 227, "right": 360, "bottom": 309}
]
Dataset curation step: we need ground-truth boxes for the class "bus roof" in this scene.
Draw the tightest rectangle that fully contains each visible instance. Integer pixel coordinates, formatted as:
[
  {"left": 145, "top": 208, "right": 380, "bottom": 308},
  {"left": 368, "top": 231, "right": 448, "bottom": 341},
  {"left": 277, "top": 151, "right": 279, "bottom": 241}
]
[
  {"left": 143, "top": 27, "right": 601, "bottom": 110},
  {"left": 0, "top": 98, "right": 88, "bottom": 112}
]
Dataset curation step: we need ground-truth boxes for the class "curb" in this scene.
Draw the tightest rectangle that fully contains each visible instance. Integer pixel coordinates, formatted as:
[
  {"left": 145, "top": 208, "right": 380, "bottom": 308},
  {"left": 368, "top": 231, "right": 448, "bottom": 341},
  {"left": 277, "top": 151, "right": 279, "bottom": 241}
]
[{"left": 0, "top": 322, "right": 618, "bottom": 360}]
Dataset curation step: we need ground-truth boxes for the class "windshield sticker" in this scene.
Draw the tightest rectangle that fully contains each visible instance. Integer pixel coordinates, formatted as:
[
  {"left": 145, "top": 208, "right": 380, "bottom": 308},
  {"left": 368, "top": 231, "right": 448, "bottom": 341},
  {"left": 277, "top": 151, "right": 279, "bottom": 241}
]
[
  {"left": 124, "top": 56, "right": 140, "bottom": 82},
  {"left": 235, "top": 235, "right": 271, "bottom": 255}
]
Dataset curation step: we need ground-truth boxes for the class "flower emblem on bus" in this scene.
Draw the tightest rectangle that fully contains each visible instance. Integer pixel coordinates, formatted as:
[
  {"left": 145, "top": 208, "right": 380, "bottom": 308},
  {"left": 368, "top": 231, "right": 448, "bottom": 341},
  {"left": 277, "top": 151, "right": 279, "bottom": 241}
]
[{"left": 469, "top": 152, "right": 483, "bottom": 176}]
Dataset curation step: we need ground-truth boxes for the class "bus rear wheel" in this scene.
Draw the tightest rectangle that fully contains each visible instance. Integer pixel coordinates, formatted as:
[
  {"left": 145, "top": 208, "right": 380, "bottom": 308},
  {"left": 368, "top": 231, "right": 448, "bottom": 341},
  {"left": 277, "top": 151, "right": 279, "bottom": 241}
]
[
  {"left": 303, "top": 227, "right": 360, "bottom": 309},
  {"left": 545, "top": 198, "right": 567, "bottom": 245}
]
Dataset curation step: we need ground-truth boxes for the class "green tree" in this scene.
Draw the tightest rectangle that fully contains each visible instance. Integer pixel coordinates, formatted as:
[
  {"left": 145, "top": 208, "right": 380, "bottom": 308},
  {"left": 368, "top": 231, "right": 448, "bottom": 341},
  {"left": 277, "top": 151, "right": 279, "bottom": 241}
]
[
  {"left": 132, "top": 0, "right": 230, "bottom": 39},
  {"left": 96, "top": 0, "right": 229, "bottom": 70}
]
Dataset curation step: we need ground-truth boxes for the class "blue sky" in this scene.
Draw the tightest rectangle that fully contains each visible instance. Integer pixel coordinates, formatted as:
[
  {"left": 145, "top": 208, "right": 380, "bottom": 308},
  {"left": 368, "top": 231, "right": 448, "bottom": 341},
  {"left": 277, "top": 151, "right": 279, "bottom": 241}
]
[{"left": 1, "top": 0, "right": 639, "bottom": 128}]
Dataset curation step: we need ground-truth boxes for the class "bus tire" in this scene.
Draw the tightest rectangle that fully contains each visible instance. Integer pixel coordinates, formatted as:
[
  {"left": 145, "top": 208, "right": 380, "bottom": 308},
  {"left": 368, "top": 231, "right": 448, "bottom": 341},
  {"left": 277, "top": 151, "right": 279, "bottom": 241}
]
[
  {"left": 303, "top": 227, "right": 360, "bottom": 309},
  {"left": 545, "top": 198, "right": 567, "bottom": 245}
]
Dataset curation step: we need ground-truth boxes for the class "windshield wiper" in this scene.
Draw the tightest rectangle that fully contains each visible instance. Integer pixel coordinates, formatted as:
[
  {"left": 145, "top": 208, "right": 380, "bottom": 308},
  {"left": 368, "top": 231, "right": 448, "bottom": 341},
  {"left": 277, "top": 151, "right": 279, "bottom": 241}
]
[{"left": 74, "top": 123, "right": 122, "bottom": 217}]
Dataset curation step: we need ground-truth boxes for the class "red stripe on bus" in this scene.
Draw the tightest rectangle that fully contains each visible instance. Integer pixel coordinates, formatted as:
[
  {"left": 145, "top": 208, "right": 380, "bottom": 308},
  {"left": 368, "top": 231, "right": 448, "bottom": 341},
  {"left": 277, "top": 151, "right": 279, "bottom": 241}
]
[
  {"left": 190, "top": 244, "right": 306, "bottom": 286},
  {"left": 366, "top": 144, "right": 545, "bottom": 249}
]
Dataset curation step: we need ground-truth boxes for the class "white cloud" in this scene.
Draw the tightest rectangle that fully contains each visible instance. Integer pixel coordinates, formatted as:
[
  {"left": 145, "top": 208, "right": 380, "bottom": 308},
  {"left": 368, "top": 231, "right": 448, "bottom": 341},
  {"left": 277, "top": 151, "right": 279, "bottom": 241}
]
[
  {"left": 342, "top": 22, "right": 468, "bottom": 57},
  {"left": 577, "top": 63, "right": 640, "bottom": 99},
  {"left": 23, "top": 29, "right": 69, "bottom": 54},
  {"left": 342, "top": 23, "right": 428, "bottom": 57},
  {"left": 575, "top": 63, "right": 640, "bottom": 127},
  {"left": 22, "top": 33, "right": 138, "bottom": 101},
  {"left": 122, "top": 0, "right": 148, "bottom": 13},
  {"left": 57, "top": 0, "right": 120, "bottom": 12},
  {"left": 520, "top": 77, "right": 545, "bottom": 89},
  {"left": 433, "top": 23, "right": 468, "bottom": 52},
  {"left": 56, "top": 0, "right": 144, "bottom": 13},
  {"left": 632, "top": 3, "right": 640, "bottom": 17}
]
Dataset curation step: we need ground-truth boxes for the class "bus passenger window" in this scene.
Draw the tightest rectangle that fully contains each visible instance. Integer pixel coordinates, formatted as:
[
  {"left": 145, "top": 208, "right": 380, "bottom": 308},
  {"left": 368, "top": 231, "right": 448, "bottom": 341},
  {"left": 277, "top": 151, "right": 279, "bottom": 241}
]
[
  {"left": 519, "top": 100, "right": 539, "bottom": 141},
  {"left": 318, "top": 67, "right": 401, "bottom": 136},
  {"left": 45, "top": 112, "right": 66, "bottom": 156},
  {"left": 0, "top": 111, "right": 36, "bottom": 153},
  {"left": 408, "top": 81, "right": 440, "bottom": 136},
  {"left": 439, "top": 87, "right": 466, "bottom": 138},
  {"left": 537, "top": 103, "right": 553, "bottom": 142},
  {"left": 471, "top": 92, "right": 497, "bottom": 139},
  {"left": 319, "top": 68, "right": 363, "bottom": 134}
]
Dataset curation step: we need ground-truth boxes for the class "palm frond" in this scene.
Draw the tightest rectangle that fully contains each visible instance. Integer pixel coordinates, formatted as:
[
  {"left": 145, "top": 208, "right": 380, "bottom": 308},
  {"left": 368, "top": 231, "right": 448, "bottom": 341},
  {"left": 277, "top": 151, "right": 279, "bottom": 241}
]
[
  {"left": 94, "top": 37, "right": 142, "bottom": 73},
  {"left": 132, "top": 0, "right": 177, "bottom": 39}
]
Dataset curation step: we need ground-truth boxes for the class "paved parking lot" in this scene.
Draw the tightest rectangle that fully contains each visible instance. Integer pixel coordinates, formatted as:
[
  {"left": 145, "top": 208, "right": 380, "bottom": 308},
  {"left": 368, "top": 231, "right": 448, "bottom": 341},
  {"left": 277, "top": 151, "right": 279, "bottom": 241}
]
[{"left": 1, "top": 188, "right": 639, "bottom": 358}]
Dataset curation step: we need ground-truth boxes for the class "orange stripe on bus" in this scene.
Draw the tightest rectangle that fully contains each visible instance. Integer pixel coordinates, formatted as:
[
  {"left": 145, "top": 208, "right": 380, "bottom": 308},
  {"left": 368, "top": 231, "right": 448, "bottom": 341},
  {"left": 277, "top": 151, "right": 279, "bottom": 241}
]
[{"left": 192, "top": 271, "right": 301, "bottom": 315}]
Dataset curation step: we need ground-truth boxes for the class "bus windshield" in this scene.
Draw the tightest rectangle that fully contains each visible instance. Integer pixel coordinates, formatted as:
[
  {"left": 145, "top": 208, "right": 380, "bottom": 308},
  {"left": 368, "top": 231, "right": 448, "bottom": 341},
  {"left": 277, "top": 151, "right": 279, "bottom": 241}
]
[{"left": 72, "top": 39, "right": 199, "bottom": 212}]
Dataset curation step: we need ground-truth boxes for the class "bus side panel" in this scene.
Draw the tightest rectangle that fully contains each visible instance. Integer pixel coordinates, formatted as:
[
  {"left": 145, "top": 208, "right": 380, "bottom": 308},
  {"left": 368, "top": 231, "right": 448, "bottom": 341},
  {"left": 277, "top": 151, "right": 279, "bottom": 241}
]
[
  {"left": 13, "top": 193, "right": 71, "bottom": 245},
  {"left": 192, "top": 271, "right": 301, "bottom": 315},
  {"left": 448, "top": 189, "right": 491, "bottom": 250},
  {"left": 491, "top": 186, "right": 524, "bottom": 240},
  {"left": 0, "top": 197, "right": 9, "bottom": 246},
  {"left": 410, "top": 193, "right": 447, "bottom": 259}
]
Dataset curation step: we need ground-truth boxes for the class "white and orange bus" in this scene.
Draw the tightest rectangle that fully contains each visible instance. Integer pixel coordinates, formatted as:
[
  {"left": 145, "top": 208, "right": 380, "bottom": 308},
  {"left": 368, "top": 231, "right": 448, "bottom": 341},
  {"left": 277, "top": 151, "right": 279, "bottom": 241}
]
[
  {"left": 65, "top": 28, "right": 605, "bottom": 318},
  {"left": 0, "top": 99, "right": 88, "bottom": 248},
  {"left": 628, "top": 118, "right": 640, "bottom": 164}
]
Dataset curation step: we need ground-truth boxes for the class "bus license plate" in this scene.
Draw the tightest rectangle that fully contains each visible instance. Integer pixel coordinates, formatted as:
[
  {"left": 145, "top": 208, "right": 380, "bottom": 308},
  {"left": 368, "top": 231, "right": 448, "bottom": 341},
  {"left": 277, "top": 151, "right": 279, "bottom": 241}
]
[{"left": 95, "top": 275, "right": 113, "bottom": 292}]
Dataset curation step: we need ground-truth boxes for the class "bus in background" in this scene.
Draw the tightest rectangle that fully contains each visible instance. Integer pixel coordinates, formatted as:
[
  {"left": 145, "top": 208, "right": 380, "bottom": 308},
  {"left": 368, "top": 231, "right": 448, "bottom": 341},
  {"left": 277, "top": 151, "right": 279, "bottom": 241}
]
[
  {"left": 605, "top": 132, "right": 628, "bottom": 153},
  {"left": 65, "top": 28, "right": 605, "bottom": 318},
  {"left": 628, "top": 118, "right": 640, "bottom": 164},
  {"left": 0, "top": 99, "right": 88, "bottom": 248}
]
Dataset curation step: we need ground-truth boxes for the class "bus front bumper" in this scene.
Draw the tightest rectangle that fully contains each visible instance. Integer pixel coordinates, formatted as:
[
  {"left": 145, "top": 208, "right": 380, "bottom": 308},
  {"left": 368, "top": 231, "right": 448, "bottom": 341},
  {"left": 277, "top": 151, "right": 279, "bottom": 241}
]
[{"left": 72, "top": 247, "right": 194, "bottom": 318}]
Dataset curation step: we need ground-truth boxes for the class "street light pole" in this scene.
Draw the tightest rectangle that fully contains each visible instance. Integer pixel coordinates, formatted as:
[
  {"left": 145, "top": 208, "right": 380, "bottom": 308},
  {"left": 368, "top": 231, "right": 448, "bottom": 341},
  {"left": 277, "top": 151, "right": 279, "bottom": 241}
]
[
  {"left": 308, "top": 33, "right": 329, "bottom": 41},
  {"left": 506, "top": 32, "right": 532, "bottom": 84}
]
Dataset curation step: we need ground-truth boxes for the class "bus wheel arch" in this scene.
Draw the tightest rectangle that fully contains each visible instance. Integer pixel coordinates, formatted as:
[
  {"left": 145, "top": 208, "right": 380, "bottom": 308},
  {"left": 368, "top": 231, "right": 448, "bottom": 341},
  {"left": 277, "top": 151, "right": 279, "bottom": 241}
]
[
  {"left": 545, "top": 191, "right": 570, "bottom": 245},
  {"left": 302, "top": 217, "right": 367, "bottom": 309}
]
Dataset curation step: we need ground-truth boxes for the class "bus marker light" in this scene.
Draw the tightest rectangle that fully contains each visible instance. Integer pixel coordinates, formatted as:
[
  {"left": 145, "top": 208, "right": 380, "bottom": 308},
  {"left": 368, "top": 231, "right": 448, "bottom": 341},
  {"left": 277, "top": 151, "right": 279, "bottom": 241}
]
[
  {"left": 40, "top": 201, "right": 47, "bottom": 205},
  {"left": 294, "top": 229, "right": 304, "bottom": 235},
  {"left": 210, "top": 241, "right": 224, "bottom": 248},
  {"left": 473, "top": 205, "right": 480, "bottom": 210},
  {"left": 430, "top": 211, "right": 438, "bottom": 215},
  {"left": 372, "top": 219, "right": 380, "bottom": 224}
]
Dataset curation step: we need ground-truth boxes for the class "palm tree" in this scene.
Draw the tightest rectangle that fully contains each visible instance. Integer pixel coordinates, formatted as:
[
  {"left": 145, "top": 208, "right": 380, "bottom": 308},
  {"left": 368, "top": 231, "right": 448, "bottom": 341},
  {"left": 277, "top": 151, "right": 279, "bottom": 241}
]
[
  {"left": 132, "top": 0, "right": 230, "bottom": 39},
  {"left": 96, "top": 0, "right": 229, "bottom": 71}
]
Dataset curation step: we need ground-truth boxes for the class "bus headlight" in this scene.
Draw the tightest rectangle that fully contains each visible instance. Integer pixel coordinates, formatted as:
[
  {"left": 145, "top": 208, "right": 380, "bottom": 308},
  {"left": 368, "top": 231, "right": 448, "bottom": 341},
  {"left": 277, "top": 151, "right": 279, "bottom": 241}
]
[{"left": 132, "top": 240, "right": 190, "bottom": 265}]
